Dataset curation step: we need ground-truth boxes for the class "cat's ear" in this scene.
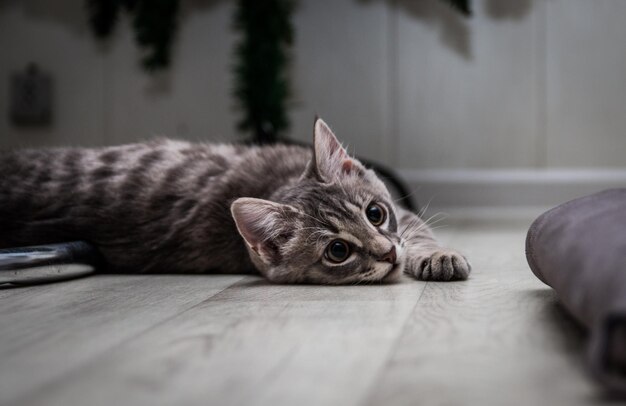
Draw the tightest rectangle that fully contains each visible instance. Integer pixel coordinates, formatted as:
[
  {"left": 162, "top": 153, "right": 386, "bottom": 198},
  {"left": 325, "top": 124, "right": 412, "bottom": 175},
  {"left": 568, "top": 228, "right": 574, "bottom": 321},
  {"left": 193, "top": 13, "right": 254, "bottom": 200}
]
[
  {"left": 306, "top": 117, "right": 364, "bottom": 182},
  {"left": 231, "top": 197, "right": 300, "bottom": 265}
]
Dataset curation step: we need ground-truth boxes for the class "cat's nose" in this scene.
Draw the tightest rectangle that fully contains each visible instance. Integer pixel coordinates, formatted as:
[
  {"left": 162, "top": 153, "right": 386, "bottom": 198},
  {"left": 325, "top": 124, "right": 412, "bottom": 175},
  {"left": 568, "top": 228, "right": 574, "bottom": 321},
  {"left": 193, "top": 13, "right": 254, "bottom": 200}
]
[{"left": 380, "top": 246, "right": 396, "bottom": 264}]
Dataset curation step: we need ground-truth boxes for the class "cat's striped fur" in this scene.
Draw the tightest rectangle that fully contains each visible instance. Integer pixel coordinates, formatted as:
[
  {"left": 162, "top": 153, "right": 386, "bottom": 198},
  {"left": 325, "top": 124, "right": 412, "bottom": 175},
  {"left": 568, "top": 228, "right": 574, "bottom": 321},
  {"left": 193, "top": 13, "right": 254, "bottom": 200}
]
[{"left": 0, "top": 119, "right": 470, "bottom": 284}]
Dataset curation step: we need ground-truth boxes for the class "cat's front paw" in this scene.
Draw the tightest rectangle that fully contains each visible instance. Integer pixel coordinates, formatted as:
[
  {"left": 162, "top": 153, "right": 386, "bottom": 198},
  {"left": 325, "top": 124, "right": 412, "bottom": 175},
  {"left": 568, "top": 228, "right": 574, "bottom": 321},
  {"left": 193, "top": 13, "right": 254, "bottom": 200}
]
[{"left": 406, "top": 250, "right": 471, "bottom": 281}]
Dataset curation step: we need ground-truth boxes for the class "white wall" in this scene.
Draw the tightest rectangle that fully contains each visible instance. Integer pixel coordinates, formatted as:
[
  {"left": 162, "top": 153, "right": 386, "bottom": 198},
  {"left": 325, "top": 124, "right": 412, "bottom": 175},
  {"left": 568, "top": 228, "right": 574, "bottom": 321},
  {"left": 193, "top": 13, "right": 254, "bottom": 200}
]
[
  {"left": 2, "top": 0, "right": 626, "bottom": 208},
  {"left": 0, "top": 0, "right": 237, "bottom": 148}
]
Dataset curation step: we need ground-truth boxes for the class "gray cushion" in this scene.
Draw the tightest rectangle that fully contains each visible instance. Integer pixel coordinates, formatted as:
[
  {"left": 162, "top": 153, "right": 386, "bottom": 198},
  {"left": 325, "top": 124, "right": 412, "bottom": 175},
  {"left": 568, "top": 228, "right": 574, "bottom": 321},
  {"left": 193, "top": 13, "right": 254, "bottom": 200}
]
[{"left": 526, "top": 189, "right": 626, "bottom": 395}]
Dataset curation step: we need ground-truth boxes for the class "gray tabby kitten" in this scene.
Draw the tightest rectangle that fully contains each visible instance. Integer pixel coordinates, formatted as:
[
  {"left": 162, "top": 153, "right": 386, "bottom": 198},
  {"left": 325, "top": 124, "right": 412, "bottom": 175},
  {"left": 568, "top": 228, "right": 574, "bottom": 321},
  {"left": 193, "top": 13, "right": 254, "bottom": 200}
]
[{"left": 0, "top": 118, "right": 470, "bottom": 284}]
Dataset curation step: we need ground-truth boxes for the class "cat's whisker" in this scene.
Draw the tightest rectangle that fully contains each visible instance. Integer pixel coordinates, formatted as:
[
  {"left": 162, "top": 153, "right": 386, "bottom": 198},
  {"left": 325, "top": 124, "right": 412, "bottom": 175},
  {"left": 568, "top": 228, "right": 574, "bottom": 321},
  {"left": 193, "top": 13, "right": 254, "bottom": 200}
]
[
  {"left": 423, "top": 217, "right": 446, "bottom": 230},
  {"left": 393, "top": 189, "right": 417, "bottom": 204},
  {"left": 422, "top": 212, "right": 448, "bottom": 228},
  {"left": 400, "top": 216, "right": 429, "bottom": 239},
  {"left": 417, "top": 196, "right": 435, "bottom": 219},
  {"left": 425, "top": 224, "right": 448, "bottom": 232}
]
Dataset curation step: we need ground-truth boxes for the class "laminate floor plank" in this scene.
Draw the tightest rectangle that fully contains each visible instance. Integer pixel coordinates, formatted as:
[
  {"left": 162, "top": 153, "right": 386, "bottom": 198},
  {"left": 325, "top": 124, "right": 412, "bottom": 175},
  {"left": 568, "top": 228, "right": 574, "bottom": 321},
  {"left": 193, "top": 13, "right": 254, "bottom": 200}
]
[
  {"left": 0, "top": 274, "right": 244, "bottom": 405},
  {"left": 11, "top": 276, "right": 426, "bottom": 406},
  {"left": 363, "top": 222, "right": 605, "bottom": 406}
]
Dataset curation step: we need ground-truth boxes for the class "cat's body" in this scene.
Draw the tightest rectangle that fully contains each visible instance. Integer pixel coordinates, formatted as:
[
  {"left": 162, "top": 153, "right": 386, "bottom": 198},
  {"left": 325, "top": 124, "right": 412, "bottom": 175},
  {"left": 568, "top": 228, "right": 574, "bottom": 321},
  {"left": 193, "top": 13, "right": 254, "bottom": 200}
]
[
  {"left": 0, "top": 119, "right": 470, "bottom": 284},
  {"left": 0, "top": 140, "right": 303, "bottom": 275}
]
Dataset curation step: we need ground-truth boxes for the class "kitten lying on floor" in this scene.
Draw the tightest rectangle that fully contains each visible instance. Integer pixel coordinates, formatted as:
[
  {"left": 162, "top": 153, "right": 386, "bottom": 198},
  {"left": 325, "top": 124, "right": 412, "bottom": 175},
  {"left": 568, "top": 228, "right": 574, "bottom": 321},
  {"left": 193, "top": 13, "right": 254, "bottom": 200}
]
[{"left": 0, "top": 118, "right": 470, "bottom": 284}]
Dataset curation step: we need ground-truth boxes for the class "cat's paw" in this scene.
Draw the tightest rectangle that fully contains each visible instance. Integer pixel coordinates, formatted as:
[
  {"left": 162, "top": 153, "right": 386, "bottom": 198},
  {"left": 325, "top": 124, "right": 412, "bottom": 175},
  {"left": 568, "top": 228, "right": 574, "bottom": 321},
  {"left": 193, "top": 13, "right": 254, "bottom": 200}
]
[{"left": 405, "top": 250, "right": 471, "bottom": 281}]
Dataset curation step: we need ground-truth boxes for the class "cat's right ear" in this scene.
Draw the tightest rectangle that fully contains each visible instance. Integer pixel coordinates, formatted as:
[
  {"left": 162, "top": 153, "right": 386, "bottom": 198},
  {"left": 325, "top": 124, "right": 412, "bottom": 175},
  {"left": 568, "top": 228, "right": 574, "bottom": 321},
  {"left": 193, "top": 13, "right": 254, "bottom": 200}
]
[
  {"left": 303, "top": 117, "right": 365, "bottom": 182},
  {"left": 231, "top": 198, "right": 301, "bottom": 265}
]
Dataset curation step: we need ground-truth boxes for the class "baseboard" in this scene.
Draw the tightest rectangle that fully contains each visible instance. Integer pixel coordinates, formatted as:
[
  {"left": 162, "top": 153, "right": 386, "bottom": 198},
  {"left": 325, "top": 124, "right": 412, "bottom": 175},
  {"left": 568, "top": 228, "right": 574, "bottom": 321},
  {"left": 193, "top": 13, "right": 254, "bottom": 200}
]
[{"left": 396, "top": 168, "right": 626, "bottom": 210}]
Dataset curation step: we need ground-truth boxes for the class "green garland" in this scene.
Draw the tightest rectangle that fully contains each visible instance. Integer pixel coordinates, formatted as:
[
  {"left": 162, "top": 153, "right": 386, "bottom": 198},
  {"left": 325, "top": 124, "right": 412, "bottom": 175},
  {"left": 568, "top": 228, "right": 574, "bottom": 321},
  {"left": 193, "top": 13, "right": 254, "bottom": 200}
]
[
  {"left": 441, "top": 0, "right": 472, "bottom": 16},
  {"left": 86, "top": 0, "right": 124, "bottom": 37},
  {"left": 86, "top": 0, "right": 179, "bottom": 71},
  {"left": 233, "top": 0, "right": 295, "bottom": 143}
]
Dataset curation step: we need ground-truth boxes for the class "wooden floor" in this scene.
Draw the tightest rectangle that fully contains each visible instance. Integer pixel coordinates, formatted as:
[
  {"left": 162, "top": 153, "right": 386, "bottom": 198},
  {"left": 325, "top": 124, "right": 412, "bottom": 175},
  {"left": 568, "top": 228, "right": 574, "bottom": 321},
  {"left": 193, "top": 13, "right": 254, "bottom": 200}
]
[{"left": 0, "top": 218, "right": 613, "bottom": 406}]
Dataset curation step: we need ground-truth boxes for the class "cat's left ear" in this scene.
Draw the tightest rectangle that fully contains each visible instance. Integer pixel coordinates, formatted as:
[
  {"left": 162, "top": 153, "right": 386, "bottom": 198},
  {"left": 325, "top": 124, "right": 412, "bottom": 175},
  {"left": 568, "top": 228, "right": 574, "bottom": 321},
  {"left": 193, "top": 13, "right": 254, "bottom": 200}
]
[
  {"left": 231, "top": 198, "right": 301, "bottom": 265},
  {"left": 305, "top": 117, "right": 365, "bottom": 182}
]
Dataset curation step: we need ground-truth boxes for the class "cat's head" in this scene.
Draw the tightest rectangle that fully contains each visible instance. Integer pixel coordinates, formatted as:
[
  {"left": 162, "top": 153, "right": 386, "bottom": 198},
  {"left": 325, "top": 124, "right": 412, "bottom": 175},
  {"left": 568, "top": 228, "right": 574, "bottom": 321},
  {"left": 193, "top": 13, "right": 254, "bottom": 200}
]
[{"left": 231, "top": 118, "right": 404, "bottom": 284}]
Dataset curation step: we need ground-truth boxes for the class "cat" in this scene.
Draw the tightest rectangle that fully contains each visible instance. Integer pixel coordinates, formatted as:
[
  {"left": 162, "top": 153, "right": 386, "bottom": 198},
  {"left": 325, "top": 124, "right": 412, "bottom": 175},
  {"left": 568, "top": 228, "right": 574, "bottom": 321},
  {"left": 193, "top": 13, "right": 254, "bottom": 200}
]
[{"left": 0, "top": 118, "right": 470, "bottom": 284}]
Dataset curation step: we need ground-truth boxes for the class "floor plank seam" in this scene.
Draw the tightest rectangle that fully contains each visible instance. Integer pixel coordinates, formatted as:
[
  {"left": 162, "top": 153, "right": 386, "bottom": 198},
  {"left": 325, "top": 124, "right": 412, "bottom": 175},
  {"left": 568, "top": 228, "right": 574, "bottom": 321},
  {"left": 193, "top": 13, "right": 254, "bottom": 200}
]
[{"left": 355, "top": 281, "right": 430, "bottom": 406}]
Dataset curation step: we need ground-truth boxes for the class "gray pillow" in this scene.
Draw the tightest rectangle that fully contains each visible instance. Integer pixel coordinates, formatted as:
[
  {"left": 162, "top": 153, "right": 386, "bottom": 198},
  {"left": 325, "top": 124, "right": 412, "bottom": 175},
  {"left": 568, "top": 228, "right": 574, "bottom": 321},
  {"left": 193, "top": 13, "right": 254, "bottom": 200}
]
[{"left": 526, "top": 189, "right": 626, "bottom": 395}]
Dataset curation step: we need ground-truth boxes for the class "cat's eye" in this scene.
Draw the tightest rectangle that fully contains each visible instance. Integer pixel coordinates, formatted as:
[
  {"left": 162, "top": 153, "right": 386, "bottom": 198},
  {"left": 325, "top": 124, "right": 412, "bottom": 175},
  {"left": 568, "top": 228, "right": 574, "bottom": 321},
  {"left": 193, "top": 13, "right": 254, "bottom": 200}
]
[
  {"left": 366, "top": 203, "right": 386, "bottom": 226},
  {"left": 325, "top": 239, "right": 351, "bottom": 263}
]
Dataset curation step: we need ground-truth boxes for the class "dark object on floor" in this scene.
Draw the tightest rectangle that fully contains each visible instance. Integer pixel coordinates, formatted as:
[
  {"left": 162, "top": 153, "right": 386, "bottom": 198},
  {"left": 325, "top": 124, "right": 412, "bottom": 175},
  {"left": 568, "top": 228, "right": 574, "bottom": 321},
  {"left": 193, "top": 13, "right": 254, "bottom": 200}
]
[
  {"left": 358, "top": 157, "right": 417, "bottom": 213},
  {"left": 0, "top": 241, "right": 100, "bottom": 287},
  {"left": 526, "top": 189, "right": 626, "bottom": 395}
]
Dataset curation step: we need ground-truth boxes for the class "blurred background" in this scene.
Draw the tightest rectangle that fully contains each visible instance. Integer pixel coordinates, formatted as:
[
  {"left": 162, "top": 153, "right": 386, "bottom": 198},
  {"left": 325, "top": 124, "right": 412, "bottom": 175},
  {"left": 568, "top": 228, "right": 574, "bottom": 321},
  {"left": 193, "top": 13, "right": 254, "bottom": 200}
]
[{"left": 2, "top": 0, "right": 625, "bottom": 213}]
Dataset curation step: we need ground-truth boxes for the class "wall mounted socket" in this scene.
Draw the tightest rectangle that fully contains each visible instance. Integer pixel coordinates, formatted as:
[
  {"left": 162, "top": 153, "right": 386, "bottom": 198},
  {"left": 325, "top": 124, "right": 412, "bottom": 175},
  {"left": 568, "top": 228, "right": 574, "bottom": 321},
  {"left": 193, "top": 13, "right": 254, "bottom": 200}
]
[{"left": 10, "top": 63, "right": 52, "bottom": 126}]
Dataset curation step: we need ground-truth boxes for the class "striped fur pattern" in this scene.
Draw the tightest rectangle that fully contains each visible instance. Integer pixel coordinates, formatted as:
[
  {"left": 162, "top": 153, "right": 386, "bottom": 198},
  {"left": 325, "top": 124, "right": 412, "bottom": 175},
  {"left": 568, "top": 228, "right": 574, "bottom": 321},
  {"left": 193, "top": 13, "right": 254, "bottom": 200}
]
[{"left": 0, "top": 118, "right": 470, "bottom": 284}]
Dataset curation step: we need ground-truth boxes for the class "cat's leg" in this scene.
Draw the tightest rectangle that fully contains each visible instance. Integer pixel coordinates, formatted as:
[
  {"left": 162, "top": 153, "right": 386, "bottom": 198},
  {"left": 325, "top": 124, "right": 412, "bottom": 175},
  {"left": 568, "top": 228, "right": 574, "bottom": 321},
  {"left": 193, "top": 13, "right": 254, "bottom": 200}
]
[{"left": 397, "top": 207, "right": 471, "bottom": 281}]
